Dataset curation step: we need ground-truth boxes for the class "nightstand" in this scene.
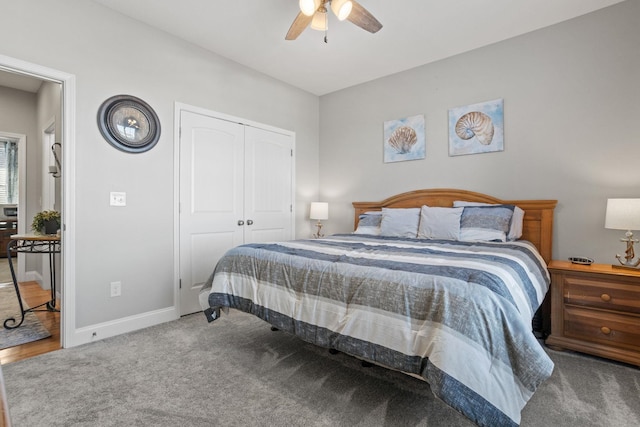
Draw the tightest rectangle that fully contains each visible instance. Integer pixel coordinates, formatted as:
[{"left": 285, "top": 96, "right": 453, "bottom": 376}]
[{"left": 546, "top": 260, "right": 640, "bottom": 366}]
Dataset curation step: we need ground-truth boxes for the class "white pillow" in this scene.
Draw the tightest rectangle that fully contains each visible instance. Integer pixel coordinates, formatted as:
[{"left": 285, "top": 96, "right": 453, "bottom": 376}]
[
  {"left": 353, "top": 211, "right": 382, "bottom": 235},
  {"left": 453, "top": 201, "right": 524, "bottom": 241},
  {"left": 379, "top": 208, "right": 420, "bottom": 238},
  {"left": 417, "top": 206, "right": 463, "bottom": 240}
]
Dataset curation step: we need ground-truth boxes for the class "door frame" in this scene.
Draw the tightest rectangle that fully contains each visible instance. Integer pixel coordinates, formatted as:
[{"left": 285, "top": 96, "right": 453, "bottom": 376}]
[
  {"left": 39, "top": 119, "right": 58, "bottom": 294},
  {"left": 0, "top": 54, "right": 76, "bottom": 348},
  {"left": 173, "top": 102, "right": 296, "bottom": 315}
]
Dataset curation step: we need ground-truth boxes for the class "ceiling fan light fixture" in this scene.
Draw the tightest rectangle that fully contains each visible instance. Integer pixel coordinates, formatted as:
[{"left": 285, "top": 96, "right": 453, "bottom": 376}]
[
  {"left": 299, "top": 0, "right": 321, "bottom": 17},
  {"left": 310, "top": 11, "right": 328, "bottom": 31},
  {"left": 286, "top": 0, "right": 382, "bottom": 41},
  {"left": 330, "top": 0, "right": 353, "bottom": 21}
]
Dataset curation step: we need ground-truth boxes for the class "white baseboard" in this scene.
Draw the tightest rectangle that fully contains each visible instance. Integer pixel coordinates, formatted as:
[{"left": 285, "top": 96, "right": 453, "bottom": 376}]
[
  {"left": 24, "top": 271, "right": 62, "bottom": 300},
  {"left": 67, "top": 307, "right": 179, "bottom": 348},
  {"left": 25, "top": 270, "right": 45, "bottom": 288},
  {"left": 25, "top": 269, "right": 175, "bottom": 348}
]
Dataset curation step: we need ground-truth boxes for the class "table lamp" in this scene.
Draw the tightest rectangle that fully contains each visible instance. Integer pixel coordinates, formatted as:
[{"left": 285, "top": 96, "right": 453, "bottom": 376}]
[
  {"left": 605, "top": 198, "right": 640, "bottom": 269},
  {"left": 310, "top": 202, "right": 328, "bottom": 238}
]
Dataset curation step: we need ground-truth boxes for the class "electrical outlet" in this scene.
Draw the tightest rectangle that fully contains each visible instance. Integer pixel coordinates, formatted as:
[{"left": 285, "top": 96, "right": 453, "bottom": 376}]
[
  {"left": 110, "top": 192, "right": 126, "bottom": 207},
  {"left": 110, "top": 281, "right": 122, "bottom": 297}
]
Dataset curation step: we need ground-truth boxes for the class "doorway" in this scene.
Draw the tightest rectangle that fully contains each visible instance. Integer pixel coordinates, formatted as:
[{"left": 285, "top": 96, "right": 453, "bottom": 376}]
[{"left": 0, "top": 54, "right": 76, "bottom": 349}]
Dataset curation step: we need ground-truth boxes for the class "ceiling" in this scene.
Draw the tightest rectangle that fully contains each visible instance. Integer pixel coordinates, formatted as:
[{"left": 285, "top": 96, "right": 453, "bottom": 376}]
[
  {"left": 1, "top": 1, "right": 625, "bottom": 96},
  {"left": 0, "top": 70, "right": 44, "bottom": 93},
  {"left": 90, "top": 0, "right": 623, "bottom": 95}
]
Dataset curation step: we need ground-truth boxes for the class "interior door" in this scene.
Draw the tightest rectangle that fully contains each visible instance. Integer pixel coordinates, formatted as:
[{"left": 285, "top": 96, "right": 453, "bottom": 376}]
[
  {"left": 179, "top": 111, "right": 244, "bottom": 315},
  {"left": 244, "top": 126, "right": 293, "bottom": 243}
]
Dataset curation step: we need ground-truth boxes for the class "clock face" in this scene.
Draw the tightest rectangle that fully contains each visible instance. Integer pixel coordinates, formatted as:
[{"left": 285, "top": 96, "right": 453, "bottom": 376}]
[
  {"left": 111, "top": 105, "right": 151, "bottom": 144},
  {"left": 97, "top": 95, "right": 160, "bottom": 153}
]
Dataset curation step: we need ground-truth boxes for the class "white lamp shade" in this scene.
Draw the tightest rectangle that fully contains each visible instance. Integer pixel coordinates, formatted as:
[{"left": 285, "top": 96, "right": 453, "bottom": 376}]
[
  {"left": 605, "top": 198, "right": 640, "bottom": 230},
  {"left": 331, "top": 0, "right": 353, "bottom": 20},
  {"left": 299, "top": 0, "right": 321, "bottom": 16},
  {"left": 310, "top": 11, "right": 328, "bottom": 30},
  {"left": 310, "top": 202, "right": 329, "bottom": 220}
]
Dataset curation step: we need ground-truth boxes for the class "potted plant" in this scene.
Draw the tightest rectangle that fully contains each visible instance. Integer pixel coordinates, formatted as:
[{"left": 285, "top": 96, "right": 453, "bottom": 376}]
[{"left": 31, "top": 210, "right": 61, "bottom": 235}]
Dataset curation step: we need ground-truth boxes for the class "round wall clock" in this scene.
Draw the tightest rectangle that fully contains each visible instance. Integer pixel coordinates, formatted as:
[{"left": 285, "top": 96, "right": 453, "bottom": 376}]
[{"left": 97, "top": 95, "right": 161, "bottom": 153}]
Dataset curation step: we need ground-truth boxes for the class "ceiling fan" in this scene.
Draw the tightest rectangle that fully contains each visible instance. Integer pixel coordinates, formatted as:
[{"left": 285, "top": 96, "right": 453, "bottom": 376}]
[{"left": 285, "top": 0, "right": 383, "bottom": 41}]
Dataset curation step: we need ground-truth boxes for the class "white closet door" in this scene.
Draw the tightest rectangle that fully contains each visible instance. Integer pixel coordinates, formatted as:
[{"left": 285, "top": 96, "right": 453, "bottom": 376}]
[
  {"left": 244, "top": 126, "right": 293, "bottom": 244},
  {"left": 179, "top": 111, "right": 244, "bottom": 315}
]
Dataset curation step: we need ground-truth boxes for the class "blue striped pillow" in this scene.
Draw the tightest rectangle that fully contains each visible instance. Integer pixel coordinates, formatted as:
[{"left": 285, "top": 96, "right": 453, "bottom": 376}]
[
  {"left": 459, "top": 205, "right": 515, "bottom": 242},
  {"left": 354, "top": 212, "right": 382, "bottom": 235}
]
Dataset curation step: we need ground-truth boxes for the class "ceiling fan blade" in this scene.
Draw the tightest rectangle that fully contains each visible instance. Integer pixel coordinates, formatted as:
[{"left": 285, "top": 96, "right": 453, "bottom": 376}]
[
  {"left": 347, "top": 1, "right": 383, "bottom": 33},
  {"left": 285, "top": 12, "right": 313, "bottom": 40}
]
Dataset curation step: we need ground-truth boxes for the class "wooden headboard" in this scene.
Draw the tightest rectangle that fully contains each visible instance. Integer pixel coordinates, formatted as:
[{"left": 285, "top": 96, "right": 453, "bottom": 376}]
[{"left": 353, "top": 188, "right": 557, "bottom": 263}]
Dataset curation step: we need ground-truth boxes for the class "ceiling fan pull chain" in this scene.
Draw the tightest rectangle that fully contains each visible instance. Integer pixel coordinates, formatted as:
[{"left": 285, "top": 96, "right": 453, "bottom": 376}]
[{"left": 324, "top": 11, "right": 328, "bottom": 43}]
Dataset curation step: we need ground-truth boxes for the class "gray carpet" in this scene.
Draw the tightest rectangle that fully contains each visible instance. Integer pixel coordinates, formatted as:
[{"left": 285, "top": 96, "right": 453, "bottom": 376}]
[
  {"left": 2, "top": 309, "right": 639, "bottom": 427},
  {"left": 0, "top": 285, "right": 51, "bottom": 350}
]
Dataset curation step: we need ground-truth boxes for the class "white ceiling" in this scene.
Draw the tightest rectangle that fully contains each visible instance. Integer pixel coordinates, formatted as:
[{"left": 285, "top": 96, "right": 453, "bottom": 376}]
[
  {"left": 1, "top": 1, "right": 625, "bottom": 96},
  {"left": 90, "top": 0, "right": 624, "bottom": 95},
  {"left": 0, "top": 70, "right": 44, "bottom": 93}
]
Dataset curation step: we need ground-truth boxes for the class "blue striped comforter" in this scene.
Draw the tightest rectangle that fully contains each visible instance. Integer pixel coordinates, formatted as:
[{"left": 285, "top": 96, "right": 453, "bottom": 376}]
[{"left": 200, "top": 234, "right": 554, "bottom": 426}]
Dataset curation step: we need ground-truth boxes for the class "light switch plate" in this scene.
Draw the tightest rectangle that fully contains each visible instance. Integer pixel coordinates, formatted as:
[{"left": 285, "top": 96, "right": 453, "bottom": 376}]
[{"left": 110, "top": 192, "right": 126, "bottom": 206}]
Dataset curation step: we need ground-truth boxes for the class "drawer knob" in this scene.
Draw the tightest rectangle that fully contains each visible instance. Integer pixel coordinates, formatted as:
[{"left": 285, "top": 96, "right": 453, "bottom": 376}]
[
  {"left": 600, "top": 293, "right": 611, "bottom": 302},
  {"left": 600, "top": 326, "right": 611, "bottom": 335}
]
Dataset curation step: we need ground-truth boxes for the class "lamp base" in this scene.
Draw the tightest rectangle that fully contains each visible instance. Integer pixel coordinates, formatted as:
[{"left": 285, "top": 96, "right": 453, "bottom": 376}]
[
  {"left": 612, "top": 263, "right": 640, "bottom": 270},
  {"left": 312, "top": 221, "right": 324, "bottom": 239},
  {"left": 613, "top": 230, "right": 640, "bottom": 269}
]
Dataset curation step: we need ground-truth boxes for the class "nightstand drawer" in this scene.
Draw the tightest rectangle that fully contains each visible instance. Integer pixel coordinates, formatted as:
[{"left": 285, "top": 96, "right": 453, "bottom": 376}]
[
  {"left": 564, "top": 306, "right": 640, "bottom": 350},
  {"left": 564, "top": 277, "right": 640, "bottom": 314}
]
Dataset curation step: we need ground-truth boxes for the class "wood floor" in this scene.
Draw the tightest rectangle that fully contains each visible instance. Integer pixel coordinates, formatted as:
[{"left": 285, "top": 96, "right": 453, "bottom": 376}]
[{"left": 0, "top": 281, "right": 61, "bottom": 365}]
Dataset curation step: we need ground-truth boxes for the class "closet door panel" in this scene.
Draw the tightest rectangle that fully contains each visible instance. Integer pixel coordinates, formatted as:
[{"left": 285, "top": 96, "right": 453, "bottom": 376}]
[
  {"left": 179, "top": 111, "right": 244, "bottom": 315},
  {"left": 244, "top": 126, "right": 293, "bottom": 244}
]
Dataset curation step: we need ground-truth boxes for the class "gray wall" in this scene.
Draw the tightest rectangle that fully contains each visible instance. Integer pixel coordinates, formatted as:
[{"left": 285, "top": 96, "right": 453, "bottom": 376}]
[
  {"left": 37, "top": 81, "right": 63, "bottom": 212},
  {"left": 0, "top": 87, "right": 36, "bottom": 142},
  {"left": 0, "top": 86, "right": 39, "bottom": 268},
  {"left": 0, "top": 87, "right": 38, "bottom": 223},
  {"left": 0, "top": 0, "right": 319, "bottom": 332},
  {"left": 36, "top": 81, "right": 63, "bottom": 282},
  {"left": 319, "top": 0, "right": 639, "bottom": 264}
]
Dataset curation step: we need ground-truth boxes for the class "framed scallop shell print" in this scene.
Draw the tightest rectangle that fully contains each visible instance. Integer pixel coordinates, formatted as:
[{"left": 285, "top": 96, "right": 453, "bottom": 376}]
[
  {"left": 448, "top": 99, "right": 504, "bottom": 156},
  {"left": 383, "top": 114, "right": 425, "bottom": 163}
]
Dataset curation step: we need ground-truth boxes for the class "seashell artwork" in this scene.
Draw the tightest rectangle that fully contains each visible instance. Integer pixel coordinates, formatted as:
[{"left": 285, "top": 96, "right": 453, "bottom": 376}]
[
  {"left": 455, "top": 111, "right": 494, "bottom": 145},
  {"left": 448, "top": 99, "right": 504, "bottom": 156},
  {"left": 383, "top": 115, "right": 425, "bottom": 163},
  {"left": 388, "top": 126, "right": 418, "bottom": 154}
]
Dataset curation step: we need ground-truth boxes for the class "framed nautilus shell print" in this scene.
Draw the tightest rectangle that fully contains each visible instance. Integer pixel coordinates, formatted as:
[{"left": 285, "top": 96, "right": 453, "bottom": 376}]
[
  {"left": 448, "top": 99, "right": 504, "bottom": 156},
  {"left": 383, "top": 114, "right": 426, "bottom": 163}
]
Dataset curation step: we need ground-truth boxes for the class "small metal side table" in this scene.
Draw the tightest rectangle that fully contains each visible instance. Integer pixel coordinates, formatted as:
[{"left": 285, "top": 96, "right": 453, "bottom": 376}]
[{"left": 3, "top": 234, "right": 60, "bottom": 330}]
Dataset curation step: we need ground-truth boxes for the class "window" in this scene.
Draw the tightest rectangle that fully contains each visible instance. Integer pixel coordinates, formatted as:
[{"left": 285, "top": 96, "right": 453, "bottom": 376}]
[{"left": 0, "top": 139, "right": 18, "bottom": 204}]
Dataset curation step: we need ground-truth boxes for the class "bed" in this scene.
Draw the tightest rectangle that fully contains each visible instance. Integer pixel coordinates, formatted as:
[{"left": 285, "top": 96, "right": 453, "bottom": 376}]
[{"left": 200, "top": 188, "right": 558, "bottom": 427}]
